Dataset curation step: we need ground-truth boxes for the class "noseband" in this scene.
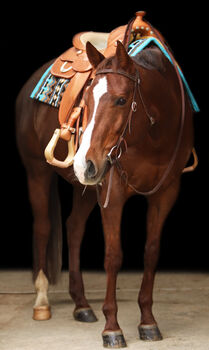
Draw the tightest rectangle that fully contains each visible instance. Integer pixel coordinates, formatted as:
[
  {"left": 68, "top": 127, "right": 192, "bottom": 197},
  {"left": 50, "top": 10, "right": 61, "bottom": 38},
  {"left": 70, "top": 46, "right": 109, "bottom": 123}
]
[{"left": 95, "top": 59, "right": 185, "bottom": 208}]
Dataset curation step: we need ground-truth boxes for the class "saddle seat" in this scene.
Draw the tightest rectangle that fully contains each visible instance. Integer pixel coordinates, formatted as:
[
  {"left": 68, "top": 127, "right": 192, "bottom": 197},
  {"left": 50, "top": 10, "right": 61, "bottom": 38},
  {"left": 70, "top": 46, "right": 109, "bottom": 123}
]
[{"left": 73, "top": 31, "right": 109, "bottom": 51}]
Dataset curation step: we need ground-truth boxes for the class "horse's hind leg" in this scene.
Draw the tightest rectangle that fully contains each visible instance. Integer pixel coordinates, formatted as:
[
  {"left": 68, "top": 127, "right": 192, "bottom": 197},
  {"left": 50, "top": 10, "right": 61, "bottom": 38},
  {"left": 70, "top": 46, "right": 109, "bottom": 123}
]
[
  {"left": 26, "top": 159, "right": 62, "bottom": 321},
  {"left": 138, "top": 179, "right": 180, "bottom": 341},
  {"left": 66, "top": 186, "right": 97, "bottom": 322}
]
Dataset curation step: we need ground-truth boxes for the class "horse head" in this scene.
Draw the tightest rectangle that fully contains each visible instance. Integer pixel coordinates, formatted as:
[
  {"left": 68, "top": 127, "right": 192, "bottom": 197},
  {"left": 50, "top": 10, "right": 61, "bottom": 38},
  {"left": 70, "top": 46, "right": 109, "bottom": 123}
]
[{"left": 73, "top": 41, "right": 143, "bottom": 185}]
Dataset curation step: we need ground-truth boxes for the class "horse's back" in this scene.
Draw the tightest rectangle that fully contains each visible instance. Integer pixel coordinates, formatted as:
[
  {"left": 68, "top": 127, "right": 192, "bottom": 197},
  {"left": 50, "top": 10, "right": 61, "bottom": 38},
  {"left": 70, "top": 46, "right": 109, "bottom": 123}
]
[
  {"left": 16, "top": 60, "right": 54, "bottom": 125},
  {"left": 15, "top": 60, "right": 54, "bottom": 162}
]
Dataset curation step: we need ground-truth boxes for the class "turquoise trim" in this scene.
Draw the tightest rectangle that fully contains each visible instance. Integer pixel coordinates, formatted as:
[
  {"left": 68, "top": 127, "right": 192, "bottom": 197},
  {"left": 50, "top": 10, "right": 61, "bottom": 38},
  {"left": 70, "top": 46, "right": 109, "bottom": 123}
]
[
  {"left": 128, "top": 38, "right": 200, "bottom": 112},
  {"left": 30, "top": 64, "right": 53, "bottom": 98},
  {"left": 177, "top": 68, "right": 200, "bottom": 112},
  {"left": 129, "top": 37, "right": 173, "bottom": 63}
]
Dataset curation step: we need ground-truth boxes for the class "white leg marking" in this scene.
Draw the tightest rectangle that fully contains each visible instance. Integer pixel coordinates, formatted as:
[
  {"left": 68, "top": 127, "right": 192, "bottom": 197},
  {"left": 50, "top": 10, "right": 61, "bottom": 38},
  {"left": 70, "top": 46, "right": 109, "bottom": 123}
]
[
  {"left": 73, "top": 77, "right": 107, "bottom": 184},
  {"left": 34, "top": 269, "right": 49, "bottom": 308}
]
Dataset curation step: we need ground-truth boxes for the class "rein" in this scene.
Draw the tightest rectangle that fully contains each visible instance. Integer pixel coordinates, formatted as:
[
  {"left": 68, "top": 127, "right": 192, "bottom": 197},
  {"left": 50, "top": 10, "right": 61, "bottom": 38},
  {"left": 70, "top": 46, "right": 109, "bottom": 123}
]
[{"left": 95, "top": 50, "right": 186, "bottom": 208}]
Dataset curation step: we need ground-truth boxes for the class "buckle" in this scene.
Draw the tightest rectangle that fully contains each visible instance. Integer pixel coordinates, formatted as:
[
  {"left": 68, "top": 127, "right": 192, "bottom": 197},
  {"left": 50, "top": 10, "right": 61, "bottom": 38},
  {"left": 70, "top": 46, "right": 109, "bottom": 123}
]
[
  {"left": 106, "top": 145, "right": 122, "bottom": 165},
  {"left": 131, "top": 101, "right": 137, "bottom": 112}
]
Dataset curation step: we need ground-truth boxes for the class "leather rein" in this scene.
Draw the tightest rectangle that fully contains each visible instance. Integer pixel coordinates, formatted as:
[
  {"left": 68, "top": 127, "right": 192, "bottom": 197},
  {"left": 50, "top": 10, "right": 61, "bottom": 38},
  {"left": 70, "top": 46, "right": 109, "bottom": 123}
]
[{"left": 95, "top": 49, "right": 186, "bottom": 208}]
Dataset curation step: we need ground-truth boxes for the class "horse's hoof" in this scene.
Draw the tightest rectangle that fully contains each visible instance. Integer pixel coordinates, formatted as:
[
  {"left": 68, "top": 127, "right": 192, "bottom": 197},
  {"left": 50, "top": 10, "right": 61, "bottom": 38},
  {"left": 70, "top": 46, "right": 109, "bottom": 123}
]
[
  {"left": 33, "top": 305, "right": 51, "bottom": 321},
  {"left": 138, "top": 324, "right": 163, "bottom": 341},
  {"left": 102, "top": 329, "right": 127, "bottom": 348},
  {"left": 73, "top": 307, "right": 98, "bottom": 322}
]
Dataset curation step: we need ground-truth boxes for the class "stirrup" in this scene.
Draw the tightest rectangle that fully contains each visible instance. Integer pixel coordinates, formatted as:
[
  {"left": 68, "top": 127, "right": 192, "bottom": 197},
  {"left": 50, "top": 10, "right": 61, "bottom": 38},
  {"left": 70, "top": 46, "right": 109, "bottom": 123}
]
[{"left": 44, "top": 128, "right": 75, "bottom": 168}]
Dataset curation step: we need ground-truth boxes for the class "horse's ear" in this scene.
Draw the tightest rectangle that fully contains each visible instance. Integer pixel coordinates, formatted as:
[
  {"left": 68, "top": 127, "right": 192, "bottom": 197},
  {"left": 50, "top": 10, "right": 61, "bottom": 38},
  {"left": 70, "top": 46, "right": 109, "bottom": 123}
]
[
  {"left": 86, "top": 41, "right": 105, "bottom": 68},
  {"left": 116, "top": 40, "right": 133, "bottom": 70}
]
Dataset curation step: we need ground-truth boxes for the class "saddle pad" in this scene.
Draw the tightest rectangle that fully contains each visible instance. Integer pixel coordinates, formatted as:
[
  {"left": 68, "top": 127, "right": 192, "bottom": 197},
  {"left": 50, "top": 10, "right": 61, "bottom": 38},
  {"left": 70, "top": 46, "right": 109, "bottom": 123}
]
[
  {"left": 128, "top": 37, "right": 200, "bottom": 113},
  {"left": 31, "top": 39, "right": 200, "bottom": 113},
  {"left": 30, "top": 64, "right": 70, "bottom": 108}
]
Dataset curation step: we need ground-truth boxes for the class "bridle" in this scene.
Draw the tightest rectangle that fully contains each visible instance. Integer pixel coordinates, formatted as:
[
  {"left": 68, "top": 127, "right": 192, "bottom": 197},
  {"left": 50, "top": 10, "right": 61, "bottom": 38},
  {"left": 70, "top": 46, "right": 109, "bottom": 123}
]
[{"left": 94, "top": 50, "right": 186, "bottom": 208}]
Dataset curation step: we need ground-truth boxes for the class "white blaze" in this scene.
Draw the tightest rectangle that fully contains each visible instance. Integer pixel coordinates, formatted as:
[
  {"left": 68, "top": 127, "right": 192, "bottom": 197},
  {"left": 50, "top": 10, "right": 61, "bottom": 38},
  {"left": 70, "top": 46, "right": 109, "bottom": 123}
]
[{"left": 73, "top": 77, "right": 107, "bottom": 184}]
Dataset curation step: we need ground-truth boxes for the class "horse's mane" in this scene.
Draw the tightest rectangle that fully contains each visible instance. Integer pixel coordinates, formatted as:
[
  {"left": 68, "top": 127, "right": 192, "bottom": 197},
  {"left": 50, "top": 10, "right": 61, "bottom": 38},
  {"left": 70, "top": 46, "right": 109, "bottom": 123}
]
[
  {"left": 132, "top": 46, "right": 166, "bottom": 73},
  {"left": 98, "top": 46, "right": 166, "bottom": 73}
]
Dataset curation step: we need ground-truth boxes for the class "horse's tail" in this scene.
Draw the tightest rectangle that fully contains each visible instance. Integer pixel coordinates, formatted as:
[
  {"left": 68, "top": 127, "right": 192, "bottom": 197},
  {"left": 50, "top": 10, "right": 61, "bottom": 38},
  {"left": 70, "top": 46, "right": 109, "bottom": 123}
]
[{"left": 33, "top": 174, "right": 62, "bottom": 285}]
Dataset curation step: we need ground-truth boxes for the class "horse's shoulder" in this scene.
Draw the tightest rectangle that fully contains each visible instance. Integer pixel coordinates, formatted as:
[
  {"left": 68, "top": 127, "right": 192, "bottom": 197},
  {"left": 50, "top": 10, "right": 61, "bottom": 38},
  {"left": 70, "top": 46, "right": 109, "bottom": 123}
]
[{"left": 133, "top": 46, "right": 166, "bottom": 73}]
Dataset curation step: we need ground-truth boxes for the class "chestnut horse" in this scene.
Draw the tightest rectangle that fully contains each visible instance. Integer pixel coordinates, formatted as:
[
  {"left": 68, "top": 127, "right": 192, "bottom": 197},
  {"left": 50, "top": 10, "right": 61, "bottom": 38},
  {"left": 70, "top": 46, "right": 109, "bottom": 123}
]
[{"left": 16, "top": 40, "right": 194, "bottom": 347}]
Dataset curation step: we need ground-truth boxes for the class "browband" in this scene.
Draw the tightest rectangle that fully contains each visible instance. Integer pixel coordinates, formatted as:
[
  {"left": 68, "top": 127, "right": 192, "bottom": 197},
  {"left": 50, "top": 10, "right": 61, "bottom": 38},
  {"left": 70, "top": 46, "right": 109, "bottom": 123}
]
[{"left": 95, "top": 68, "right": 139, "bottom": 83}]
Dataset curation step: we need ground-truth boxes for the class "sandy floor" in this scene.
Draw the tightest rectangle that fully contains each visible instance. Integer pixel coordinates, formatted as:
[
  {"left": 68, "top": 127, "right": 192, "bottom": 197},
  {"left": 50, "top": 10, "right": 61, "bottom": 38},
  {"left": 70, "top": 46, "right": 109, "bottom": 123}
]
[{"left": 0, "top": 270, "right": 208, "bottom": 349}]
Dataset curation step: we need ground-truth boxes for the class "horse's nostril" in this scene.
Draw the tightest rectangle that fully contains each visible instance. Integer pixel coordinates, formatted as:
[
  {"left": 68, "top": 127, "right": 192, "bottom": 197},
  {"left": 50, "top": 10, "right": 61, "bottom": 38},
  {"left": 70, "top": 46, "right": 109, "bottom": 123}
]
[{"left": 85, "top": 160, "right": 97, "bottom": 179}]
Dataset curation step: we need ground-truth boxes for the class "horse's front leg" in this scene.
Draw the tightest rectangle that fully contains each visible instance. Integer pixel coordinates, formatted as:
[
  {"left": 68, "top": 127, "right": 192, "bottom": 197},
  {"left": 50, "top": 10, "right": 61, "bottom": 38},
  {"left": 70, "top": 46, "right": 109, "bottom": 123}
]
[
  {"left": 138, "top": 179, "right": 180, "bottom": 341},
  {"left": 66, "top": 186, "right": 97, "bottom": 322},
  {"left": 100, "top": 184, "right": 127, "bottom": 348}
]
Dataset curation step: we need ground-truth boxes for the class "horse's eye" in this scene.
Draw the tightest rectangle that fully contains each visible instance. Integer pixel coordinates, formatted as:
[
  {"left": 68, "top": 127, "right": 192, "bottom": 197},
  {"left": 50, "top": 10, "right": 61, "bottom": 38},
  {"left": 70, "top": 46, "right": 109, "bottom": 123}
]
[{"left": 115, "top": 97, "right": 127, "bottom": 106}]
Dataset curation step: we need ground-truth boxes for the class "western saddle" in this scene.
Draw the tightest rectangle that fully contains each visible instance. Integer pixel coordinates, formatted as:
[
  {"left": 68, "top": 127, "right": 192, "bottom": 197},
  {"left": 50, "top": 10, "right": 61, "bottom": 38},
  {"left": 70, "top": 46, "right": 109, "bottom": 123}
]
[{"left": 44, "top": 11, "right": 198, "bottom": 173}]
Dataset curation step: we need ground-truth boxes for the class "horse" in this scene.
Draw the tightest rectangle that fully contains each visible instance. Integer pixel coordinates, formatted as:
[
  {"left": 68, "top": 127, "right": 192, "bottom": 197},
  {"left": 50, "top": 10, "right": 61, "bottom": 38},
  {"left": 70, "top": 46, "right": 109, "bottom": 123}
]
[{"left": 16, "top": 37, "right": 194, "bottom": 347}]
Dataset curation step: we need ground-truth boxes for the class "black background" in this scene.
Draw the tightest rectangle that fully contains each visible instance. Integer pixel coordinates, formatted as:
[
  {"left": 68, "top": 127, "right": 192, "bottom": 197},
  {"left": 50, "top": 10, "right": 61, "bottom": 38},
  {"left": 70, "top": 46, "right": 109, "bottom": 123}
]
[{"left": 1, "top": 2, "right": 208, "bottom": 272}]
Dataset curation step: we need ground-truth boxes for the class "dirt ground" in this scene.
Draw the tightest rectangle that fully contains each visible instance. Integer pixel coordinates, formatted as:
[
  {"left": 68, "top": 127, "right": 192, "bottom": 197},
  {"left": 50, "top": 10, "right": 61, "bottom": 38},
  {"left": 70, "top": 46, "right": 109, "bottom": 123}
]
[{"left": 0, "top": 270, "right": 208, "bottom": 350}]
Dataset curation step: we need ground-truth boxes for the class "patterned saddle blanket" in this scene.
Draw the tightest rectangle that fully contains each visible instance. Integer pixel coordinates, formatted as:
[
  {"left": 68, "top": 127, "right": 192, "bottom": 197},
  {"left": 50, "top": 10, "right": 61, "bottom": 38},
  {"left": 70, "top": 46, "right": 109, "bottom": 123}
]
[{"left": 30, "top": 65, "right": 69, "bottom": 108}]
